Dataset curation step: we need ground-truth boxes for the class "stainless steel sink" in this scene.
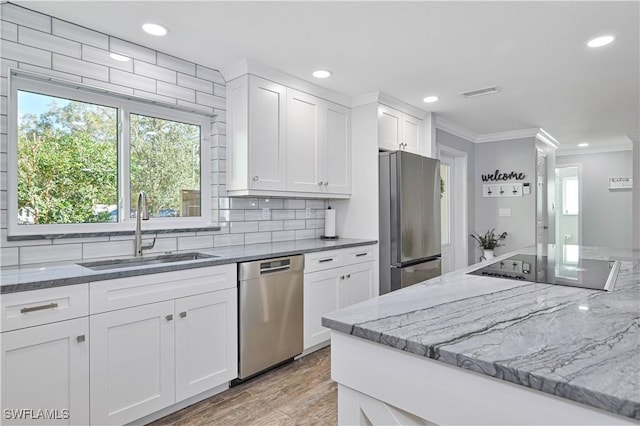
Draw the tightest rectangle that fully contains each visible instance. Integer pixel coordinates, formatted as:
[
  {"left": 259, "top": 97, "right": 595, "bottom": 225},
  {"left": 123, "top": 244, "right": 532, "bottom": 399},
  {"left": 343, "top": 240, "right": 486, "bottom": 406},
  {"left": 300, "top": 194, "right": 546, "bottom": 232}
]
[{"left": 78, "top": 252, "right": 219, "bottom": 271}]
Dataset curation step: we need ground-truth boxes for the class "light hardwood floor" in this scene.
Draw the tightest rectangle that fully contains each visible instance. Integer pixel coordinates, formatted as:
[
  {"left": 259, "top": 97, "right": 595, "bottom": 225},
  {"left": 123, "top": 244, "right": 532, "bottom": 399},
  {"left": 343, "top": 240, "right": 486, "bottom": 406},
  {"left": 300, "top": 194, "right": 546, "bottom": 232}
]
[{"left": 150, "top": 346, "right": 336, "bottom": 425}]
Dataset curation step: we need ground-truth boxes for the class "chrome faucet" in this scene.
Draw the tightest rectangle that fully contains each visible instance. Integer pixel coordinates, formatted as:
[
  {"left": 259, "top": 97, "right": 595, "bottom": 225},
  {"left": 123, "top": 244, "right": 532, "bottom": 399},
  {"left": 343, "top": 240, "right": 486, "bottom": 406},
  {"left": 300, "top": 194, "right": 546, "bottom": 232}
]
[{"left": 134, "top": 191, "right": 156, "bottom": 257}]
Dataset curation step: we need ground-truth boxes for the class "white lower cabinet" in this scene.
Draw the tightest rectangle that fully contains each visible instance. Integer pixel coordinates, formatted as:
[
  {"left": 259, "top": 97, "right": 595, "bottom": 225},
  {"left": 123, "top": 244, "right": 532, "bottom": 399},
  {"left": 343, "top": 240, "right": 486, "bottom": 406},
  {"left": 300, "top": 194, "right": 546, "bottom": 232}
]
[
  {"left": 90, "top": 301, "right": 175, "bottom": 426},
  {"left": 175, "top": 289, "right": 237, "bottom": 401},
  {"left": 1, "top": 317, "right": 89, "bottom": 426},
  {"left": 303, "top": 248, "right": 377, "bottom": 351}
]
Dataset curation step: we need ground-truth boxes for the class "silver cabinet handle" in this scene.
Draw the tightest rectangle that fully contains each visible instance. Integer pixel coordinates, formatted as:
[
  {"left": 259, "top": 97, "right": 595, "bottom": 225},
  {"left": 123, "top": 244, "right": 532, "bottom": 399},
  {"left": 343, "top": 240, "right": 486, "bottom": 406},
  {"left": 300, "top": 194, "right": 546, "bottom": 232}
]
[
  {"left": 179, "top": 312, "right": 187, "bottom": 318},
  {"left": 21, "top": 303, "right": 58, "bottom": 314},
  {"left": 355, "top": 252, "right": 368, "bottom": 257},
  {"left": 252, "top": 176, "right": 259, "bottom": 181},
  {"left": 318, "top": 181, "right": 324, "bottom": 185},
  {"left": 76, "top": 335, "right": 86, "bottom": 343},
  {"left": 166, "top": 314, "right": 173, "bottom": 321},
  {"left": 324, "top": 182, "right": 329, "bottom": 186},
  {"left": 319, "top": 258, "right": 333, "bottom": 263}
]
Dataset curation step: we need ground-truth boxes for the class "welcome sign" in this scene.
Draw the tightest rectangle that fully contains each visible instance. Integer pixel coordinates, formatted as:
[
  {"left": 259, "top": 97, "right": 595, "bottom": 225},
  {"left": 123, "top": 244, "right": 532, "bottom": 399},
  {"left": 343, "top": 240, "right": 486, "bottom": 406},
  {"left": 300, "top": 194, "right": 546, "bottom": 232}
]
[{"left": 608, "top": 177, "right": 632, "bottom": 189}]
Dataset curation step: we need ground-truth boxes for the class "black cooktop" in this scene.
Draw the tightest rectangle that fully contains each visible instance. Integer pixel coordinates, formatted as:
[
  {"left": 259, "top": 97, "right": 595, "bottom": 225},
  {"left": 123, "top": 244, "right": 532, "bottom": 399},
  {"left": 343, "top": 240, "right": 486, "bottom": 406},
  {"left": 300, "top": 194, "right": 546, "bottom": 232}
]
[{"left": 468, "top": 254, "right": 619, "bottom": 291}]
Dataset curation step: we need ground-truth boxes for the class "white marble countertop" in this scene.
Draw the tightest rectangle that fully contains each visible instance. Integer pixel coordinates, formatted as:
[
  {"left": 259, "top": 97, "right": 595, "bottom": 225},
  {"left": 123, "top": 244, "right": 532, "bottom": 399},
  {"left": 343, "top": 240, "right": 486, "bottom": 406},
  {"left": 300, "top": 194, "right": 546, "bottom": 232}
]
[
  {"left": 0, "top": 238, "right": 377, "bottom": 293},
  {"left": 322, "top": 245, "right": 640, "bottom": 420}
]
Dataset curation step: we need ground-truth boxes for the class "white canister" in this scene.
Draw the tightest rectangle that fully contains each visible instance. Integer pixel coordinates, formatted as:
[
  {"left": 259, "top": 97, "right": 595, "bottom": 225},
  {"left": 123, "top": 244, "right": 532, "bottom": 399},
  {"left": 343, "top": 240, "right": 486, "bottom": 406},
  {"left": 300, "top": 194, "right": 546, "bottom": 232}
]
[{"left": 324, "top": 207, "right": 336, "bottom": 237}]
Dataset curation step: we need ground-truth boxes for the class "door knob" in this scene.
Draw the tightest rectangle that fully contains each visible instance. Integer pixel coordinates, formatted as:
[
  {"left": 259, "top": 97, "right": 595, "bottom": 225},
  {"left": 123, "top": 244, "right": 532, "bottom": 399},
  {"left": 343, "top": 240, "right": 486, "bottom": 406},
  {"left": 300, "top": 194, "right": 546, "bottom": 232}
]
[{"left": 252, "top": 176, "right": 259, "bottom": 181}]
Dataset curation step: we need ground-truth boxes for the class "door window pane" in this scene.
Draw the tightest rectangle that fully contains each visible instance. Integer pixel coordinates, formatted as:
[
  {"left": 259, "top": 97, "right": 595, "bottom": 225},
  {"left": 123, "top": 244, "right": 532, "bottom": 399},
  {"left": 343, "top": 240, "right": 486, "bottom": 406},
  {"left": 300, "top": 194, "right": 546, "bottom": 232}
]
[
  {"left": 130, "top": 114, "right": 201, "bottom": 218},
  {"left": 17, "top": 91, "right": 118, "bottom": 225},
  {"left": 440, "top": 163, "right": 450, "bottom": 245},
  {"left": 563, "top": 176, "right": 579, "bottom": 215}
]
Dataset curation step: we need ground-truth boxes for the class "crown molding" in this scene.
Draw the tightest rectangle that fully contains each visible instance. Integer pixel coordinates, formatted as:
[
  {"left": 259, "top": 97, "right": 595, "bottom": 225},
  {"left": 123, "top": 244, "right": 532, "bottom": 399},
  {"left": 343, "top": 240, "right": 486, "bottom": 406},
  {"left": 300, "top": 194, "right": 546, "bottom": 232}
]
[
  {"left": 535, "top": 129, "right": 559, "bottom": 150},
  {"left": 557, "top": 145, "right": 632, "bottom": 157},
  {"left": 434, "top": 116, "right": 478, "bottom": 143},
  {"left": 475, "top": 128, "right": 539, "bottom": 143},
  {"left": 350, "top": 91, "right": 427, "bottom": 119}
]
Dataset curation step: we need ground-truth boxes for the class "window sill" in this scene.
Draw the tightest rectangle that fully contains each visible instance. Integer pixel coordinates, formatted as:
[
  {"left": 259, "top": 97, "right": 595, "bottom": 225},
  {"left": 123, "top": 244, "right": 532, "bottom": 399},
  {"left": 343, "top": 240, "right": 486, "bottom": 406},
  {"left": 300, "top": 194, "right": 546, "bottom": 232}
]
[{"left": 6, "top": 226, "right": 222, "bottom": 242}]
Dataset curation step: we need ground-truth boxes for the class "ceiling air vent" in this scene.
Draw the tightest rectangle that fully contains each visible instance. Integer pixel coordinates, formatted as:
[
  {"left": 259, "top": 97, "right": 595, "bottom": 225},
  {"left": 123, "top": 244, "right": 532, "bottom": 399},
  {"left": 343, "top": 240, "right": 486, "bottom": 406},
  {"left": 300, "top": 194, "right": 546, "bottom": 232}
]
[{"left": 461, "top": 86, "right": 499, "bottom": 98}]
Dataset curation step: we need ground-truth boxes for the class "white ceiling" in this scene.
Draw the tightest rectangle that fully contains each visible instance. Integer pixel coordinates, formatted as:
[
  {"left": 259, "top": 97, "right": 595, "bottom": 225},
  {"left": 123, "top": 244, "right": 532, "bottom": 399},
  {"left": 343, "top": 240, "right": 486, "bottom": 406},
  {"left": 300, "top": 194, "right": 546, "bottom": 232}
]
[{"left": 15, "top": 1, "right": 640, "bottom": 151}]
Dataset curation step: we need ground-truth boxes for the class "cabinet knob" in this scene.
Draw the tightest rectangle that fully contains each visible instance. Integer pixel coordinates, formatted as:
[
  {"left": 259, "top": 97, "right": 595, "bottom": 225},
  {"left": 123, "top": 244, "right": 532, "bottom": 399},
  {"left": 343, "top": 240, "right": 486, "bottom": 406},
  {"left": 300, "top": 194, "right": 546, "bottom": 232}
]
[
  {"left": 252, "top": 176, "right": 259, "bottom": 181},
  {"left": 179, "top": 311, "right": 187, "bottom": 318},
  {"left": 324, "top": 182, "right": 329, "bottom": 186},
  {"left": 318, "top": 181, "right": 324, "bottom": 186},
  {"left": 346, "top": 274, "right": 351, "bottom": 279},
  {"left": 76, "top": 335, "right": 85, "bottom": 343},
  {"left": 166, "top": 314, "right": 173, "bottom": 321},
  {"left": 340, "top": 275, "right": 345, "bottom": 280}
]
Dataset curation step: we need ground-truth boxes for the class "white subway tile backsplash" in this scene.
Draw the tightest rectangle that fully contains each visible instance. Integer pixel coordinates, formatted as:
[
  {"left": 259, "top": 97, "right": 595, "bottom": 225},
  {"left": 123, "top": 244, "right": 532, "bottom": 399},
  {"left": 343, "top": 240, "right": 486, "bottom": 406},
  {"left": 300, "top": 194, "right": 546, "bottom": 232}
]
[
  {"left": 145, "top": 237, "right": 178, "bottom": 254},
  {"left": 214, "top": 233, "right": 244, "bottom": 247},
  {"left": 177, "top": 73, "right": 213, "bottom": 93},
  {"left": 0, "top": 115, "right": 6, "bottom": 136},
  {"left": 214, "top": 83, "right": 226, "bottom": 98},
  {"left": 1, "top": 59, "right": 18, "bottom": 77},
  {"left": 133, "top": 89, "right": 177, "bottom": 105},
  {"left": 81, "top": 45, "right": 133, "bottom": 72},
  {"left": 295, "top": 229, "right": 316, "bottom": 240},
  {"left": 109, "top": 37, "right": 156, "bottom": 63},
  {"left": 21, "top": 243, "right": 82, "bottom": 264},
  {"left": 284, "top": 199, "right": 306, "bottom": 210},
  {"left": 110, "top": 68, "right": 156, "bottom": 92},
  {"left": 315, "top": 210, "right": 326, "bottom": 218},
  {"left": 82, "top": 240, "right": 132, "bottom": 260},
  {"left": 176, "top": 99, "right": 214, "bottom": 115},
  {"left": 244, "top": 232, "right": 271, "bottom": 245},
  {"left": 53, "top": 54, "right": 108, "bottom": 81},
  {"left": 214, "top": 109, "right": 226, "bottom": 123},
  {"left": 1, "top": 4, "right": 51, "bottom": 32},
  {"left": 243, "top": 210, "right": 267, "bottom": 221},
  {"left": 133, "top": 59, "right": 176, "bottom": 83},
  {"left": 219, "top": 210, "right": 244, "bottom": 222},
  {"left": 284, "top": 219, "right": 305, "bottom": 230},
  {"left": 53, "top": 236, "right": 108, "bottom": 245},
  {"left": 272, "top": 231, "right": 295, "bottom": 242},
  {"left": 196, "top": 65, "right": 225, "bottom": 84},
  {"left": 306, "top": 219, "right": 324, "bottom": 229},
  {"left": 196, "top": 92, "right": 226, "bottom": 109},
  {"left": 306, "top": 200, "right": 325, "bottom": 209},
  {"left": 230, "top": 221, "right": 259, "bottom": 234},
  {"left": 52, "top": 18, "right": 108, "bottom": 49},
  {"left": 259, "top": 198, "right": 284, "bottom": 209},
  {"left": 157, "top": 81, "right": 195, "bottom": 102},
  {"left": 2, "top": 39, "right": 51, "bottom": 68},
  {"left": 227, "top": 198, "right": 259, "bottom": 210},
  {"left": 81, "top": 77, "right": 134, "bottom": 95},
  {"left": 1, "top": 246, "right": 19, "bottom": 266},
  {"left": 0, "top": 135, "right": 7, "bottom": 154},
  {"left": 273, "top": 210, "right": 296, "bottom": 220},
  {"left": 1, "top": 20, "right": 18, "bottom": 42},
  {"left": 18, "top": 27, "right": 81, "bottom": 58},
  {"left": 177, "top": 235, "right": 214, "bottom": 251},
  {"left": 259, "top": 221, "right": 283, "bottom": 232},
  {"left": 17, "top": 63, "right": 82, "bottom": 83},
  {"left": 157, "top": 52, "right": 195, "bottom": 75},
  {"left": 295, "top": 210, "right": 307, "bottom": 220}
]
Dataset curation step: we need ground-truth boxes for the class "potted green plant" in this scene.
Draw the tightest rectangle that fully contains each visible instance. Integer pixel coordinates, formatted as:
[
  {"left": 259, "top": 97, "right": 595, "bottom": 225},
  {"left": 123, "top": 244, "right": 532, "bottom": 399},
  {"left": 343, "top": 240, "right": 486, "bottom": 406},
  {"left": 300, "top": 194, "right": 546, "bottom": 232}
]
[{"left": 470, "top": 229, "right": 507, "bottom": 260}]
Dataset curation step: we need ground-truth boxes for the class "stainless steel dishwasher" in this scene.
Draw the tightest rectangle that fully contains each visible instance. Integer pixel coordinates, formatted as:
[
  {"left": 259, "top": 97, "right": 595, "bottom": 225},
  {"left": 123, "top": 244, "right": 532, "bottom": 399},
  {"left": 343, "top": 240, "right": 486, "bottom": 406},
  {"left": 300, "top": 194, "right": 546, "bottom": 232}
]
[{"left": 237, "top": 255, "right": 304, "bottom": 380}]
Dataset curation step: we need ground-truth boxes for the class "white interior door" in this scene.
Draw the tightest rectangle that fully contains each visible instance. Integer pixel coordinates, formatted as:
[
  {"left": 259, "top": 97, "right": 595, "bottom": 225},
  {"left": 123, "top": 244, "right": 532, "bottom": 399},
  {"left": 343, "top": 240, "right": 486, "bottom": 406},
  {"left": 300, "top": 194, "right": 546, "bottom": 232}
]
[
  {"left": 440, "top": 156, "right": 453, "bottom": 273},
  {"left": 555, "top": 166, "right": 581, "bottom": 246}
]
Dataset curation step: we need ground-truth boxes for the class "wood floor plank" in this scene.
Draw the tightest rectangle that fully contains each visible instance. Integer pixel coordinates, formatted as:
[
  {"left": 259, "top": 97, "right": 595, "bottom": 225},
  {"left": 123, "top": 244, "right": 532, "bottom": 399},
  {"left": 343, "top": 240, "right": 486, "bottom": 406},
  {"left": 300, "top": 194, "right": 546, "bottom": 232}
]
[{"left": 150, "top": 347, "right": 336, "bottom": 426}]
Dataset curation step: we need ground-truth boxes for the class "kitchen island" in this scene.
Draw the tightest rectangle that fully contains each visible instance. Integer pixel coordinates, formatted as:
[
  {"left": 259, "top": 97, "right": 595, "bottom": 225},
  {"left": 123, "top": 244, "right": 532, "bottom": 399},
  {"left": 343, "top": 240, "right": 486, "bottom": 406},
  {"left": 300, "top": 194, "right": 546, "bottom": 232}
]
[{"left": 322, "top": 246, "right": 640, "bottom": 425}]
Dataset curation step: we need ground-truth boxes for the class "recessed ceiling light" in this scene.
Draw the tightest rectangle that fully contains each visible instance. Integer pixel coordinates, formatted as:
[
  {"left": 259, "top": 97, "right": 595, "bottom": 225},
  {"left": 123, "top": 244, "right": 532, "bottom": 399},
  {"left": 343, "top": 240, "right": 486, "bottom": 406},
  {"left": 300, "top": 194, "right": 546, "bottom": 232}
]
[
  {"left": 109, "top": 53, "right": 130, "bottom": 62},
  {"left": 312, "top": 70, "right": 331, "bottom": 79},
  {"left": 587, "top": 35, "right": 614, "bottom": 48},
  {"left": 142, "top": 23, "right": 168, "bottom": 36},
  {"left": 423, "top": 96, "right": 439, "bottom": 103},
  {"left": 578, "top": 143, "right": 589, "bottom": 147}
]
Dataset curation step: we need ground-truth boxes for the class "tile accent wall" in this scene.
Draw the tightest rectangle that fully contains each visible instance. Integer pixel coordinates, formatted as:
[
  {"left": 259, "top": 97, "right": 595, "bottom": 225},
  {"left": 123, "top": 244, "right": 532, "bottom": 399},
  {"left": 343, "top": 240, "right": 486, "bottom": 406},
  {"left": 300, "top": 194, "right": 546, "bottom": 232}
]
[{"left": 0, "top": 3, "right": 326, "bottom": 266}]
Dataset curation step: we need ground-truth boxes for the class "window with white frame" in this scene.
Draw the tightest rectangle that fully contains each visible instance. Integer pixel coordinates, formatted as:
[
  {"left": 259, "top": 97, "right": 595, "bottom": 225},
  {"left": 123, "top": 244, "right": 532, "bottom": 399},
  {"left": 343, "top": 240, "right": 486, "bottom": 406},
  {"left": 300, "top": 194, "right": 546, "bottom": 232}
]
[{"left": 9, "top": 74, "right": 211, "bottom": 235}]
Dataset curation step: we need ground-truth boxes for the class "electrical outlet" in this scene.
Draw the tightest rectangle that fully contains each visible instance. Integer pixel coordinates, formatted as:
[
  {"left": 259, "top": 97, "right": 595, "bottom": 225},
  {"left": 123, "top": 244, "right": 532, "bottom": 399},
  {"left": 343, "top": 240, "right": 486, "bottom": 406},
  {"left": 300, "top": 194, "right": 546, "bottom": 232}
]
[
  {"left": 262, "top": 207, "right": 270, "bottom": 219},
  {"left": 305, "top": 208, "right": 312, "bottom": 219}
]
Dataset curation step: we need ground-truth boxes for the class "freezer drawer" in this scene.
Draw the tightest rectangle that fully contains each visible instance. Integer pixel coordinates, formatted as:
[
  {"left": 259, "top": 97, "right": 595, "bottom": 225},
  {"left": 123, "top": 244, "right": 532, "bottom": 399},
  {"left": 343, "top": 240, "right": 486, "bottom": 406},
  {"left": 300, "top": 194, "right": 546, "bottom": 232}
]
[{"left": 390, "top": 258, "right": 441, "bottom": 292}]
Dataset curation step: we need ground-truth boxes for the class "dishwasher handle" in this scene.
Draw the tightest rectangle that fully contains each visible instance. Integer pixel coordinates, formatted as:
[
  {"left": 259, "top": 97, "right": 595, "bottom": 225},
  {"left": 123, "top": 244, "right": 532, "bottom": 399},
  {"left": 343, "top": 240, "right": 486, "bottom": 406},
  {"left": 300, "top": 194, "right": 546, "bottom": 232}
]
[{"left": 260, "top": 264, "right": 291, "bottom": 274}]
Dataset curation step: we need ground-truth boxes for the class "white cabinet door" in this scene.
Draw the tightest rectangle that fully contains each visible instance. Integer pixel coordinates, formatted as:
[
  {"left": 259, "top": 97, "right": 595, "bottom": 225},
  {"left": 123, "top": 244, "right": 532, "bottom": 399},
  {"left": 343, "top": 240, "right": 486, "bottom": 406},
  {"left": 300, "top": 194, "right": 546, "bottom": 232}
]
[
  {"left": 1, "top": 318, "right": 89, "bottom": 426},
  {"left": 303, "top": 269, "right": 339, "bottom": 349},
  {"left": 248, "top": 76, "right": 287, "bottom": 191},
  {"left": 90, "top": 301, "right": 175, "bottom": 426},
  {"left": 339, "top": 262, "right": 375, "bottom": 309},
  {"left": 175, "top": 289, "right": 237, "bottom": 402},
  {"left": 378, "top": 104, "right": 402, "bottom": 151},
  {"left": 324, "top": 102, "right": 351, "bottom": 195},
  {"left": 401, "top": 113, "right": 422, "bottom": 154},
  {"left": 287, "top": 89, "right": 324, "bottom": 193}
]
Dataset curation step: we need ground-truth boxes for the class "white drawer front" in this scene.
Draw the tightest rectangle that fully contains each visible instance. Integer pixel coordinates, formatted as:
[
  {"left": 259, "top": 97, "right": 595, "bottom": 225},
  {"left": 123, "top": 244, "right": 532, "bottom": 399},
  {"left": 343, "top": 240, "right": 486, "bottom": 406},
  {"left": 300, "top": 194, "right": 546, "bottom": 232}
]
[
  {"left": 304, "top": 249, "right": 344, "bottom": 273},
  {"left": 1, "top": 284, "right": 89, "bottom": 332},
  {"left": 90, "top": 264, "right": 237, "bottom": 314},
  {"left": 344, "top": 245, "right": 377, "bottom": 266}
]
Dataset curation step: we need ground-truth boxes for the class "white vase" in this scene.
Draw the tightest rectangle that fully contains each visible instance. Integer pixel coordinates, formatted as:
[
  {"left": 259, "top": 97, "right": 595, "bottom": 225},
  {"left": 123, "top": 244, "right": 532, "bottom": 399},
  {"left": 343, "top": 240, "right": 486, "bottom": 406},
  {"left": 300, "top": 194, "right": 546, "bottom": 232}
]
[{"left": 483, "top": 249, "right": 495, "bottom": 260}]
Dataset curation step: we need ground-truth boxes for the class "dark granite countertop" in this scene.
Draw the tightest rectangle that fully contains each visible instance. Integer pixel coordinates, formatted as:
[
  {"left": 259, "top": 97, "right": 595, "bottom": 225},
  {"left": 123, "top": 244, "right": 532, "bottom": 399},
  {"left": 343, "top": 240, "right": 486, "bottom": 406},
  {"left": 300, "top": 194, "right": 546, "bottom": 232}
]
[
  {"left": 0, "top": 238, "right": 377, "bottom": 293},
  {"left": 322, "top": 245, "right": 640, "bottom": 420}
]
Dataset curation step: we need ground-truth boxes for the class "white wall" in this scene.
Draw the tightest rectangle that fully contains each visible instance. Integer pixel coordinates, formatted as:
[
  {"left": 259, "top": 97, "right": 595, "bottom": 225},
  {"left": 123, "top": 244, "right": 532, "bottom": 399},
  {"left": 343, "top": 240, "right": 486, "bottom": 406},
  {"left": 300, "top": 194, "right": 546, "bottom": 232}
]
[
  {"left": 473, "top": 138, "right": 537, "bottom": 260},
  {"left": 557, "top": 150, "right": 633, "bottom": 249},
  {"left": 633, "top": 141, "right": 640, "bottom": 249}
]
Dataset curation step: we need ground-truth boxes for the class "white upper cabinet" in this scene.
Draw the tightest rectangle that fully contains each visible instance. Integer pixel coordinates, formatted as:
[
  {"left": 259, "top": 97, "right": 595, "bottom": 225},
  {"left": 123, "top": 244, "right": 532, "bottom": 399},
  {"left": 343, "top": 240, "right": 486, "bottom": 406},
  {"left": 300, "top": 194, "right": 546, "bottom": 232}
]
[
  {"left": 378, "top": 104, "right": 422, "bottom": 154},
  {"left": 226, "top": 74, "right": 351, "bottom": 198}
]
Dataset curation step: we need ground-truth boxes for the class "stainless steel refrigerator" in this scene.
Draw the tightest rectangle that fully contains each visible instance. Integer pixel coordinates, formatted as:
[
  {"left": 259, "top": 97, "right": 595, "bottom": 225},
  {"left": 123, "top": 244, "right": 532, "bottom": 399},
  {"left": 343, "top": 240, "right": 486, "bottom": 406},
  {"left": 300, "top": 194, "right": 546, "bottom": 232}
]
[{"left": 379, "top": 151, "right": 441, "bottom": 294}]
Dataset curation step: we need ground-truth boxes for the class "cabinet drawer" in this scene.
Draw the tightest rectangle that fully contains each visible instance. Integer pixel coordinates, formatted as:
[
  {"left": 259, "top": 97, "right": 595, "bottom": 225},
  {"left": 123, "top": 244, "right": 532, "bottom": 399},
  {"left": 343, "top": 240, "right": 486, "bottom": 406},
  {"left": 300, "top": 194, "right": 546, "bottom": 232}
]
[
  {"left": 343, "top": 245, "right": 377, "bottom": 266},
  {"left": 304, "top": 249, "right": 344, "bottom": 273},
  {"left": 1, "top": 284, "right": 89, "bottom": 332},
  {"left": 90, "top": 264, "right": 236, "bottom": 314}
]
